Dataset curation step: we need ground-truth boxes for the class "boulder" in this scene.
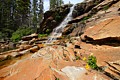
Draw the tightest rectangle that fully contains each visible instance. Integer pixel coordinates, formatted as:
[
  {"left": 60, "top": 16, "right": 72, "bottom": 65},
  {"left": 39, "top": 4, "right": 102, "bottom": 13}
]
[
  {"left": 19, "top": 49, "right": 30, "bottom": 55},
  {"left": 104, "top": 60, "right": 120, "bottom": 79},
  {"left": 9, "top": 52, "right": 19, "bottom": 57},
  {"left": 22, "top": 33, "right": 38, "bottom": 41},
  {"left": 81, "top": 16, "right": 120, "bottom": 41},
  {"left": 8, "top": 42, "right": 16, "bottom": 49},
  {"left": 29, "top": 38, "right": 38, "bottom": 45},
  {"left": 61, "top": 66, "right": 87, "bottom": 80},
  {"left": 19, "top": 45, "right": 32, "bottom": 50},
  {"left": 37, "top": 44, "right": 44, "bottom": 49},
  {"left": 29, "top": 46, "right": 39, "bottom": 53}
]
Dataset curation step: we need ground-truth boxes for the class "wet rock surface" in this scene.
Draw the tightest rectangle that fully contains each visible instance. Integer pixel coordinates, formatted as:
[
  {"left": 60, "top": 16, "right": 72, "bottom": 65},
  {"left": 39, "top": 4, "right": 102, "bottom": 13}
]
[{"left": 38, "top": 4, "right": 73, "bottom": 34}]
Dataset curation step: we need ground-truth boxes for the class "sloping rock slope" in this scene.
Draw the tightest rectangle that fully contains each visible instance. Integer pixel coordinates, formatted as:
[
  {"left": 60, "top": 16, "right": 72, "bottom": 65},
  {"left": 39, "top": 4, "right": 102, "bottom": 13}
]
[
  {"left": 79, "top": 16, "right": 120, "bottom": 79},
  {"left": 0, "top": 44, "right": 111, "bottom": 80},
  {"left": 63, "top": 0, "right": 120, "bottom": 36},
  {"left": 0, "top": 0, "right": 120, "bottom": 80}
]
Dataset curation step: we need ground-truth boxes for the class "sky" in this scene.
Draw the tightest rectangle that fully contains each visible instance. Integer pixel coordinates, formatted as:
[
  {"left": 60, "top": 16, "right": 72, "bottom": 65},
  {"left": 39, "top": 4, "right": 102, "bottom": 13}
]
[{"left": 44, "top": 0, "right": 84, "bottom": 11}]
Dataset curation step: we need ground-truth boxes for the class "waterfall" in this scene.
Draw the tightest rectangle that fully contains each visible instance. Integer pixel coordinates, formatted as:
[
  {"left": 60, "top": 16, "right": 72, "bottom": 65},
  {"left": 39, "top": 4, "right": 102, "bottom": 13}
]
[{"left": 46, "top": 5, "right": 75, "bottom": 43}]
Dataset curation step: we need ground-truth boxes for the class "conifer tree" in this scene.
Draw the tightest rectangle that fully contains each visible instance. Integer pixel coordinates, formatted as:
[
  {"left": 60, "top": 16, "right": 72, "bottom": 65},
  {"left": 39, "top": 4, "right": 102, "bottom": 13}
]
[
  {"left": 38, "top": 0, "right": 44, "bottom": 24},
  {"left": 32, "top": 0, "right": 38, "bottom": 28},
  {"left": 50, "top": 0, "right": 64, "bottom": 9},
  {"left": 0, "top": 0, "right": 31, "bottom": 38},
  {"left": 32, "top": 0, "right": 44, "bottom": 28},
  {"left": 15, "top": 0, "right": 31, "bottom": 26}
]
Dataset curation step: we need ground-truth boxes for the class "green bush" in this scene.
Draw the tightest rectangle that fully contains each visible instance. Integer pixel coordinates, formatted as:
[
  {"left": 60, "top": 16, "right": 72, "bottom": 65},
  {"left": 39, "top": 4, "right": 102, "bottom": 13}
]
[
  {"left": 87, "top": 55, "right": 98, "bottom": 70},
  {"left": 55, "top": 77, "right": 60, "bottom": 80},
  {"left": 0, "top": 32, "right": 5, "bottom": 39},
  {"left": 55, "top": 78, "right": 60, "bottom": 80},
  {"left": 38, "top": 34, "right": 48, "bottom": 38},
  {"left": 45, "top": 29, "right": 51, "bottom": 34},
  {"left": 75, "top": 55, "right": 80, "bottom": 60},
  {"left": 81, "top": 16, "right": 92, "bottom": 22},
  {"left": 0, "top": 30, "right": 13, "bottom": 39},
  {"left": 11, "top": 27, "right": 35, "bottom": 42},
  {"left": 102, "top": 5, "right": 109, "bottom": 11}
]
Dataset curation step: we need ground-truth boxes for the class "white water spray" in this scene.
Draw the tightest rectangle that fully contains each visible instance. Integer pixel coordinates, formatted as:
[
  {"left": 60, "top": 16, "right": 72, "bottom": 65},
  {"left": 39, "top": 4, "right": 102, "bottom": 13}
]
[{"left": 46, "top": 5, "right": 75, "bottom": 43}]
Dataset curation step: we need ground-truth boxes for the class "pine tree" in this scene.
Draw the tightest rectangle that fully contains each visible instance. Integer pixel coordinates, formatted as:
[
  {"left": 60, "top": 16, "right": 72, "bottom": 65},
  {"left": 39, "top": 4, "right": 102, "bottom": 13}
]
[
  {"left": 38, "top": 0, "right": 44, "bottom": 24},
  {"left": 0, "top": 0, "right": 31, "bottom": 38},
  {"left": 32, "top": 0, "right": 44, "bottom": 31},
  {"left": 50, "top": 0, "right": 57, "bottom": 9},
  {"left": 50, "top": 0, "right": 64, "bottom": 9},
  {"left": 32, "top": 0, "right": 38, "bottom": 28},
  {"left": 59, "top": 0, "right": 64, "bottom": 6},
  {"left": 15, "top": 0, "right": 31, "bottom": 26},
  {"left": 0, "top": 0, "right": 15, "bottom": 37}
]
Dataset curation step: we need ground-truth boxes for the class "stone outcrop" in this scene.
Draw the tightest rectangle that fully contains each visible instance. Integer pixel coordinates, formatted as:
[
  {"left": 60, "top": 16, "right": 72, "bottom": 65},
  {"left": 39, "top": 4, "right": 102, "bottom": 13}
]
[
  {"left": 72, "top": 0, "right": 103, "bottom": 18},
  {"left": 81, "top": 16, "right": 120, "bottom": 43},
  {"left": 78, "top": 16, "right": 120, "bottom": 79},
  {"left": 38, "top": 4, "right": 73, "bottom": 34},
  {"left": 63, "top": 0, "right": 120, "bottom": 37},
  {"left": 0, "top": 0, "right": 120, "bottom": 80},
  {"left": 0, "top": 41, "right": 16, "bottom": 53},
  {"left": 0, "top": 44, "right": 110, "bottom": 80},
  {"left": 0, "top": 33, "right": 46, "bottom": 64},
  {"left": 105, "top": 60, "right": 120, "bottom": 79},
  {"left": 22, "top": 33, "right": 38, "bottom": 41}
]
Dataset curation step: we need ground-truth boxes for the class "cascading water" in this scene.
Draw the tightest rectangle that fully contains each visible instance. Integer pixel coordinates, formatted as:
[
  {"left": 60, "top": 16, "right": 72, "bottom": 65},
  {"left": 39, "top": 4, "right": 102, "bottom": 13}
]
[{"left": 46, "top": 5, "right": 75, "bottom": 43}]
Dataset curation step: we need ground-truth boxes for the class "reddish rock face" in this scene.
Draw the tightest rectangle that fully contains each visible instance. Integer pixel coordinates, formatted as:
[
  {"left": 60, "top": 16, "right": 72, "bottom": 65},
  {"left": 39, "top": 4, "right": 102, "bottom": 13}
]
[
  {"left": 22, "top": 33, "right": 38, "bottom": 41},
  {"left": 0, "top": 0, "right": 120, "bottom": 80},
  {"left": 0, "top": 44, "right": 111, "bottom": 80},
  {"left": 82, "top": 16, "right": 120, "bottom": 40},
  {"left": 79, "top": 16, "right": 120, "bottom": 79},
  {"left": 0, "top": 45, "right": 80, "bottom": 80}
]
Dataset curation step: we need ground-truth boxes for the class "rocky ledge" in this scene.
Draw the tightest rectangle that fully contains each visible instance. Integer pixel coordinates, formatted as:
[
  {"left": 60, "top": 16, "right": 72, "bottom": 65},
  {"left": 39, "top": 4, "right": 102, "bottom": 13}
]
[{"left": 0, "top": 0, "right": 120, "bottom": 80}]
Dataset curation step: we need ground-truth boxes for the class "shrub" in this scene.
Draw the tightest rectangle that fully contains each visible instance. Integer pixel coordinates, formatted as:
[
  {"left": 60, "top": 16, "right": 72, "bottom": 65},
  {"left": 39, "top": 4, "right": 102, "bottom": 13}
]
[
  {"left": 75, "top": 55, "right": 80, "bottom": 60},
  {"left": 38, "top": 34, "right": 48, "bottom": 38},
  {"left": 46, "top": 29, "right": 51, "bottom": 34},
  {"left": 55, "top": 77, "right": 60, "bottom": 80},
  {"left": 0, "top": 30, "right": 13, "bottom": 39},
  {"left": 87, "top": 55, "right": 98, "bottom": 70},
  {"left": 0, "top": 32, "right": 5, "bottom": 39},
  {"left": 102, "top": 5, "right": 110, "bottom": 11},
  {"left": 81, "top": 16, "right": 92, "bottom": 22},
  {"left": 11, "top": 27, "right": 35, "bottom": 42}
]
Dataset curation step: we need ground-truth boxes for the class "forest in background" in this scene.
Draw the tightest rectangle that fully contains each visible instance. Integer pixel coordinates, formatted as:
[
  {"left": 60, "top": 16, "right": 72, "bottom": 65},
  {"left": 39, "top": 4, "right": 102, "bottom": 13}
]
[{"left": 0, "top": 0, "right": 64, "bottom": 42}]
